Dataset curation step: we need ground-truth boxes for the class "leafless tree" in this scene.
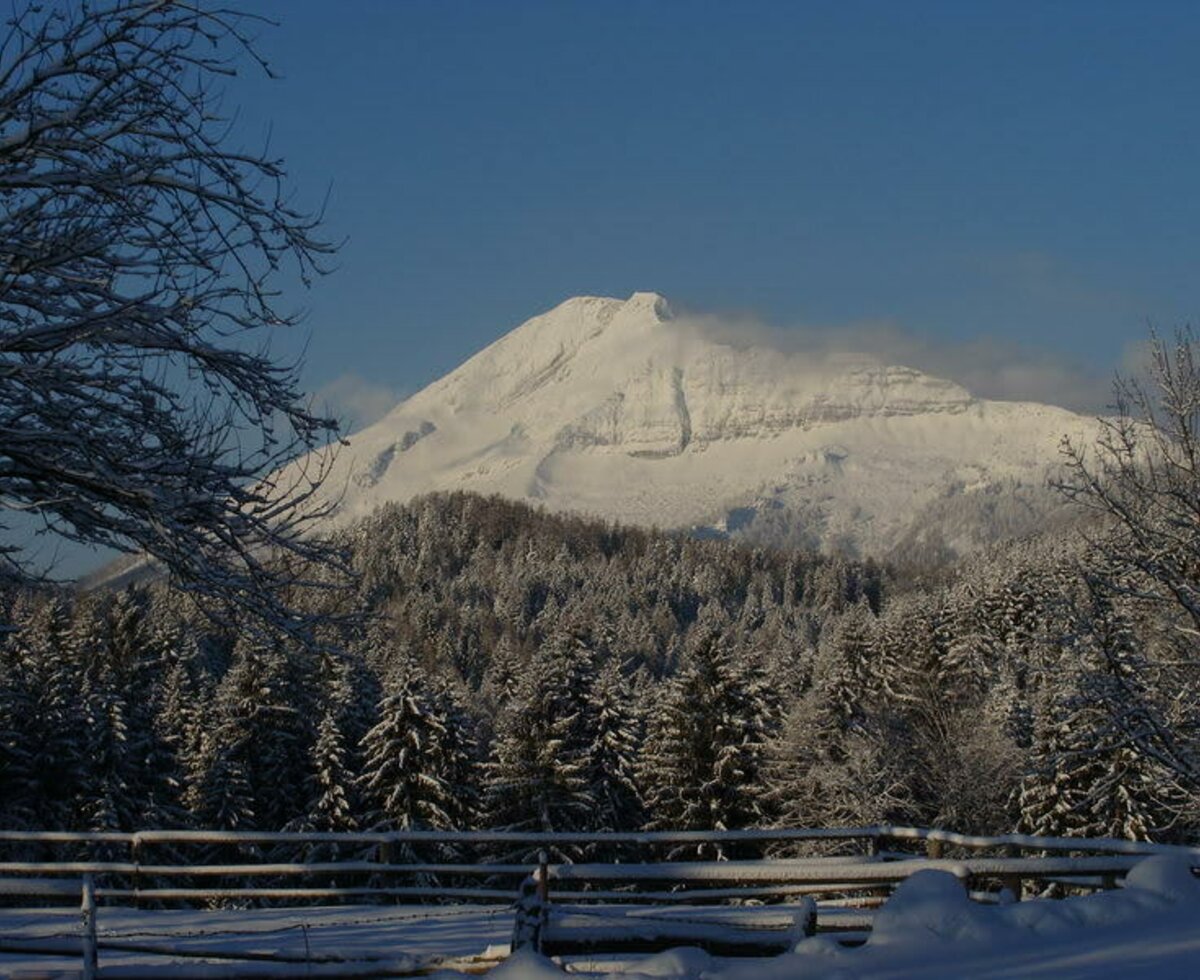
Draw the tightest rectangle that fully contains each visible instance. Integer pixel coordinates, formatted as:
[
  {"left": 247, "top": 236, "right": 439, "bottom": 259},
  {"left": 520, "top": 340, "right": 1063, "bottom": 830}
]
[
  {"left": 1057, "top": 328, "right": 1200, "bottom": 788},
  {"left": 1059, "top": 331, "right": 1200, "bottom": 638},
  {"left": 0, "top": 1, "right": 350, "bottom": 639}
]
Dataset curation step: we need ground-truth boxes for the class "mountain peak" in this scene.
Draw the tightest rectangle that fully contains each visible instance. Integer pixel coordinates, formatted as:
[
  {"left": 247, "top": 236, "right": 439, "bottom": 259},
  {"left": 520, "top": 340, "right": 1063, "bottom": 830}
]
[
  {"left": 290, "top": 294, "right": 1099, "bottom": 560},
  {"left": 540, "top": 291, "right": 673, "bottom": 334},
  {"left": 622, "top": 291, "right": 673, "bottom": 321}
]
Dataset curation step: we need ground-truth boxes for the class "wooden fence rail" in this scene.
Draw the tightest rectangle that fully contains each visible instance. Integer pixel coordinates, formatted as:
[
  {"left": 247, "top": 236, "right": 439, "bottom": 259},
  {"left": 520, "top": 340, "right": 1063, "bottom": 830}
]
[
  {"left": 0, "top": 825, "right": 1194, "bottom": 910},
  {"left": 0, "top": 827, "right": 1196, "bottom": 973},
  {"left": 0, "top": 825, "right": 1194, "bottom": 853}
]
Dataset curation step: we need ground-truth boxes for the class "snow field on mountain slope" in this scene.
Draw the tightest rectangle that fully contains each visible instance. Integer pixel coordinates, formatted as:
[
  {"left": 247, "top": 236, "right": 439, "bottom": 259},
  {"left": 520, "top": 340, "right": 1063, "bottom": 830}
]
[{"left": 292, "top": 292, "right": 1101, "bottom": 556}]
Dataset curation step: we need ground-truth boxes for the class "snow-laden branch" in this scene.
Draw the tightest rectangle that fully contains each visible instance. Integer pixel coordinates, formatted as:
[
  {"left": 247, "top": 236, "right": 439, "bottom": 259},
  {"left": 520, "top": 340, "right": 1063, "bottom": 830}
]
[{"left": 0, "top": 0, "right": 353, "bottom": 644}]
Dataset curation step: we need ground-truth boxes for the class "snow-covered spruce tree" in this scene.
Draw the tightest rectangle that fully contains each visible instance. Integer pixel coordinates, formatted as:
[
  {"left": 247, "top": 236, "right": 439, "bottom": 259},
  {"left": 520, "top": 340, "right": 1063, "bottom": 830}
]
[
  {"left": 358, "top": 656, "right": 476, "bottom": 837},
  {"left": 9, "top": 597, "right": 88, "bottom": 828},
  {"left": 639, "top": 609, "right": 781, "bottom": 855},
  {"left": 431, "top": 678, "right": 482, "bottom": 832},
  {"left": 480, "top": 633, "right": 525, "bottom": 715},
  {"left": 153, "top": 648, "right": 201, "bottom": 827},
  {"left": 305, "top": 700, "right": 360, "bottom": 835},
  {"left": 1072, "top": 591, "right": 1184, "bottom": 840},
  {"left": 540, "top": 618, "right": 652, "bottom": 834},
  {"left": 189, "top": 642, "right": 311, "bottom": 831},
  {"left": 762, "top": 601, "right": 918, "bottom": 835},
  {"left": 0, "top": 0, "right": 351, "bottom": 642},
  {"left": 810, "top": 600, "right": 881, "bottom": 737},
  {"left": 0, "top": 613, "right": 38, "bottom": 829},
  {"left": 584, "top": 658, "right": 645, "bottom": 833},
  {"left": 188, "top": 735, "right": 255, "bottom": 832},
  {"left": 81, "top": 590, "right": 184, "bottom": 829},
  {"left": 1018, "top": 682, "right": 1107, "bottom": 841},
  {"left": 483, "top": 645, "right": 592, "bottom": 860},
  {"left": 77, "top": 681, "right": 137, "bottom": 836},
  {"left": 1020, "top": 591, "right": 1188, "bottom": 842}
]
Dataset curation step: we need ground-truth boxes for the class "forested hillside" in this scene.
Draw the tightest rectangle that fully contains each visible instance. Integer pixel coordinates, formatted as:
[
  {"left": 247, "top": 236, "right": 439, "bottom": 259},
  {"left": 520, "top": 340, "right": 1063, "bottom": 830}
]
[{"left": 0, "top": 492, "right": 1195, "bottom": 845}]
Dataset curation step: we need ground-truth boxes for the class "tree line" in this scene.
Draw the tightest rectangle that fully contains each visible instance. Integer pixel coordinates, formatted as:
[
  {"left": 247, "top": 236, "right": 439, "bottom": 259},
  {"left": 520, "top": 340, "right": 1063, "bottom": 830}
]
[{"left": 1, "top": 490, "right": 1195, "bottom": 850}]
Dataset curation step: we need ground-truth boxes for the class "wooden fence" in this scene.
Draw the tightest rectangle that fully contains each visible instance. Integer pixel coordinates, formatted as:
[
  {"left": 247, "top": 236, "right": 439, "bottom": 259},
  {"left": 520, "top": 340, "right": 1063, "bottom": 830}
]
[
  {"left": 0, "top": 824, "right": 1192, "bottom": 906},
  {"left": 0, "top": 826, "right": 1194, "bottom": 971}
]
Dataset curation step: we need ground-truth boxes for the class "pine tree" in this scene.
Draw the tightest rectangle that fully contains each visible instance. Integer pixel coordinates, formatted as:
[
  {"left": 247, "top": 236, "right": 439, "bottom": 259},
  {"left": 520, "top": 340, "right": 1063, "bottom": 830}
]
[
  {"left": 483, "top": 646, "right": 592, "bottom": 858},
  {"left": 1021, "top": 594, "right": 1185, "bottom": 842},
  {"left": 0, "top": 629, "right": 36, "bottom": 828},
  {"left": 358, "top": 658, "right": 473, "bottom": 834},
  {"left": 191, "top": 736, "right": 256, "bottom": 830},
  {"left": 639, "top": 618, "right": 778, "bottom": 854},
  {"left": 307, "top": 705, "right": 359, "bottom": 833},
  {"left": 584, "top": 658, "right": 644, "bottom": 831},
  {"left": 78, "top": 681, "right": 138, "bottom": 834},
  {"left": 815, "top": 601, "right": 879, "bottom": 733},
  {"left": 80, "top": 590, "right": 184, "bottom": 830},
  {"left": 481, "top": 633, "right": 523, "bottom": 712},
  {"left": 16, "top": 598, "right": 87, "bottom": 827},
  {"left": 428, "top": 677, "right": 480, "bottom": 831},
  {"left": 190, "top": 642, "right": 310, "bottom": 830},
  {"left": 1018, "top": 686, "right": 1099, "bottom": 840}
]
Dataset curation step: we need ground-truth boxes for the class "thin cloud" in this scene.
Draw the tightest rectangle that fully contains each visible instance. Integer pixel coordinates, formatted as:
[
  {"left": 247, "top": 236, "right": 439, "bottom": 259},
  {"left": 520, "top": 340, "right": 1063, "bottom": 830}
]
[
  {"left": 678, "top": 313, "right": 1116, "bottom": 416},
  {"left": 312, "top": 373, "right": 406, "bottom": 433}
]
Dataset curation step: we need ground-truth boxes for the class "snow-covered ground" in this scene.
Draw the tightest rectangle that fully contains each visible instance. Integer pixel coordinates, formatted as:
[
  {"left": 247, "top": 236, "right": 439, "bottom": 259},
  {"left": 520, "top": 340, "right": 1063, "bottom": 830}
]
[
  {"left": 499, "top": 855, "right": 1200, "bottom": 978},
  {"left": 0, "top": 903, "right": 513, "bottom": 976},
  {"left": 1, "top": 855, "right": 1196, "bottom": 977}
]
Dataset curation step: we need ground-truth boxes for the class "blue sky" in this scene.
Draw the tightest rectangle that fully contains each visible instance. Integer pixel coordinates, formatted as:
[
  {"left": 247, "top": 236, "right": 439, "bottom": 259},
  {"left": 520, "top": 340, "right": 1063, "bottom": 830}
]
[{"left": 234, "top": 0, "right": 1198, "bottom": 420}]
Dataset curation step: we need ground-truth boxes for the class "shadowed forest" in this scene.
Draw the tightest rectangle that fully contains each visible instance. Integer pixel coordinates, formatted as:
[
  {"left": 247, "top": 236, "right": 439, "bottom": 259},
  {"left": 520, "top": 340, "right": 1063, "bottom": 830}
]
[{"left": 2, "top": 491, "right": 1196, "bottom": 850}]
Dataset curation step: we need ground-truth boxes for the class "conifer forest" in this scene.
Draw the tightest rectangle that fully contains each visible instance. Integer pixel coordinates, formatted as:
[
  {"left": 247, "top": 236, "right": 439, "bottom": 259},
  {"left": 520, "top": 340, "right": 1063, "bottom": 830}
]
[{"left": 2, "top": 491, "right": 1196, "bottom": 848}]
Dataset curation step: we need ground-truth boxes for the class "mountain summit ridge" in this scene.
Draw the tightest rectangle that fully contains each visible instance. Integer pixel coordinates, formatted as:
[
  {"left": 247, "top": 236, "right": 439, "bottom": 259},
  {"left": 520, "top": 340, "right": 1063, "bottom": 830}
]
[{"left": 300, "top": 293, "right": 1096, "bottom": 557}]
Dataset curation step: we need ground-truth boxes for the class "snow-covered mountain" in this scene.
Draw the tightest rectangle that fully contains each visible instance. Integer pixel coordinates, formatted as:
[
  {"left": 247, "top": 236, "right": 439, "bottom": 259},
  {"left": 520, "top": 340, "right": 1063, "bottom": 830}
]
[{"left": 302, "top": 292, "right": 1098, "bottom": 558}]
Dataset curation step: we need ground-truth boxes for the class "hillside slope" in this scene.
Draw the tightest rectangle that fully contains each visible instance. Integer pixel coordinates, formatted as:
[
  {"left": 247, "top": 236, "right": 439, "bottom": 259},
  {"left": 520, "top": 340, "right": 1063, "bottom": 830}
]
[{"left": 298, "top": 292, "right": 1096, "bottom": 557}]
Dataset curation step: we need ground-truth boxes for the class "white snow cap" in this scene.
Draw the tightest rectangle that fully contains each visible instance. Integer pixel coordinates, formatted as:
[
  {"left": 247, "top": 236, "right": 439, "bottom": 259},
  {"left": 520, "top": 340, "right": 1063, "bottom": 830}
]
[
  {"left": 623, "top": 290, "right": 674, "bottom": 320},
  {"left": 280, "top": 290, "right": 1100, "bottom": 557}
]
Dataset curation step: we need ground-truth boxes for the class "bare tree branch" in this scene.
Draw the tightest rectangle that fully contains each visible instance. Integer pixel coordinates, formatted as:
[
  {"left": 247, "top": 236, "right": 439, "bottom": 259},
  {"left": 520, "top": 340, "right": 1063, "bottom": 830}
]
[
  {"left": 1056, "top": 327, "right": 1200, "bottom": 788},
  {"left": 0, "top": 0, "right": 353, "bottom": 644}
]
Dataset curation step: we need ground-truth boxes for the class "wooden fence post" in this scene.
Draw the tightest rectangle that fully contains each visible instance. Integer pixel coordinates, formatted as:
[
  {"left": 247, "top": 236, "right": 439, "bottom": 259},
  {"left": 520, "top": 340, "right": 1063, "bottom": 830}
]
[
  {"left": 512, "top": 856, "right": 550, "bottom": 955},
  {"left": 536, "top": 850, "right": 549, "bottom": 905},
  {"left": 512, "top": 875, "right": 537, "bottom": 951},
  {"left": 81, "top": 873, "right": 97, "bottom": 980},
  {"left": 925, "top": 838, "right": 944, "bottom": 860},
  {"left": 536, "top": 849, "right": 550, "bottom": 951},
  {"left": 132, "top": 836, "right": 142, "bottom": 910},
  {"left": 378, "top": 838, "right": 396, "bottom": 905}
]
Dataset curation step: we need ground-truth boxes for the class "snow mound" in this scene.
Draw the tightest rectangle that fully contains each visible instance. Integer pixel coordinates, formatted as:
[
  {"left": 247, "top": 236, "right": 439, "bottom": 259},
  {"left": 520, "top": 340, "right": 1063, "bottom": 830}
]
[
  {"left": 867, "top": 869, "right": 982, "bottom": 945},
  {"left": 1124, "top": 853, "right": 1200, "bottom": 903},
  {"left": 473, "top": 855, "right": 1200, "bottom": 977},
  {"left": 618, "top": 946, "right": 716, "bottom": 977},
  {"left": 488, "top": 949, "right": 566, "bottom": 978},
  {"left": 714, "top": 854, "right": 1200, "bottom": 979}
]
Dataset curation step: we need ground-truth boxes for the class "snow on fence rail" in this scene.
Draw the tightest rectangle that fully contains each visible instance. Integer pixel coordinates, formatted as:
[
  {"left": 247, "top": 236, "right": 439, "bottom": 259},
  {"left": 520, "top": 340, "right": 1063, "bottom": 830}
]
[
  {"left": 0, "top": 826, "right": 1194, "bottom": 908},
  {"left": 0, "top": 824, "right": 1195, "bottom": 851},
  {"left": 507, "top": 842, "right": 1200, "bottom": 957},
  {"left": 0, "top": 827, "right": 1196, "bottom": 974}
]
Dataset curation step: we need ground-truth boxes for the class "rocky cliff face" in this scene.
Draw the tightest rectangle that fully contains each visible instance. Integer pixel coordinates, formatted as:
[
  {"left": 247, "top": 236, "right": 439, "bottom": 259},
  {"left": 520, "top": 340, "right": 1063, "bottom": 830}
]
[{"left": 291, "top": 292, "right": 1096, "bottom": 558}]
